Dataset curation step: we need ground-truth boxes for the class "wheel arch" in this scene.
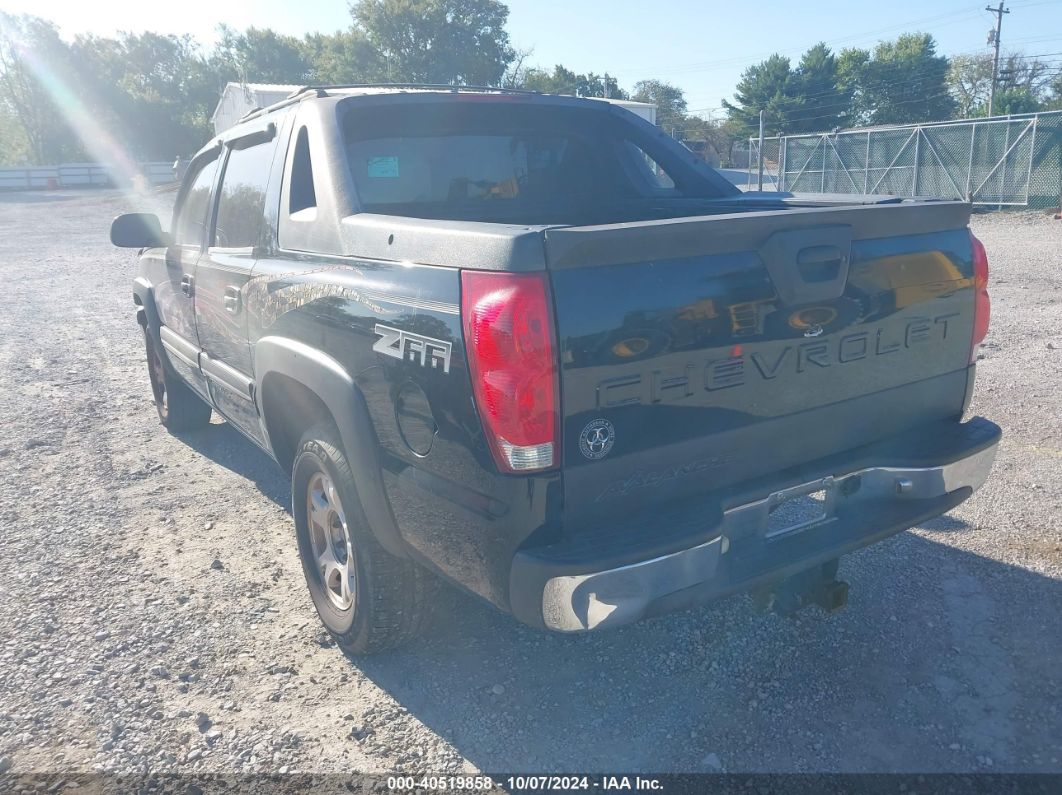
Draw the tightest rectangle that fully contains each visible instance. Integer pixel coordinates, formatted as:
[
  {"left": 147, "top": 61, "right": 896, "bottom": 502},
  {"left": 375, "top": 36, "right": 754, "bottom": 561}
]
[
  {"left": 254, "top": 336, "right": 407, "bottom": 558},
  {"left": 133, "top": 276, "right": 160, "bottom": 334}
]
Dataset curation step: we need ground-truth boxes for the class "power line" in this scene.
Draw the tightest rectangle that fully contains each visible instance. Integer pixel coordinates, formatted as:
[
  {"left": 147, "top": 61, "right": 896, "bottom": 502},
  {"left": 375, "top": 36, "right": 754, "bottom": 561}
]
[
  {"left": 693, "top": 61, "right": 1062, "bottom": 136},
  {"left": 623, "top": 3, "right": 1062, "bottom": 109},
  {"left": 543, "top": 42, "right": 1062, "bottom": 137},
  {"left": 530, "top": 42, "right": 1062, "bottom": 117},
  {"left": 608, "top": 4, "right": 989, "bottom": 79},
  {"left": 683, "top": 48, "right": 1062, "bottom": 120}
]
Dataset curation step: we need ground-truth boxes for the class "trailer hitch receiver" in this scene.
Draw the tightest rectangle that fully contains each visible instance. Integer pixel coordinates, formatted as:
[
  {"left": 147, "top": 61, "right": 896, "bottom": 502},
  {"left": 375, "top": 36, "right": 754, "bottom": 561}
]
[{"left": 755, "top": 560, "right": 849, "bottom": 617}]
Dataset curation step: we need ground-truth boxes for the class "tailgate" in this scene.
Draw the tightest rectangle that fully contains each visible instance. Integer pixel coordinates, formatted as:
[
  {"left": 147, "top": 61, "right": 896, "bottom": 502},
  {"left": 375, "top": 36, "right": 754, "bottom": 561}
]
[{"left": 546, "top": 201, "right": 977, "bottom": 526}]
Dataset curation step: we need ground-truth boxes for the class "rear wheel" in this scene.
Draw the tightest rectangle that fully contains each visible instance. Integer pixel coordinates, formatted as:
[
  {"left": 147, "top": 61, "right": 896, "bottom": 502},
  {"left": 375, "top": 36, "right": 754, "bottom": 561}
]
[
  {"left": 292, "top": 423, "right": 428, "bottom": 654},
  {"left": 143, "top": 328, "right": 211, "bottom": 431}
]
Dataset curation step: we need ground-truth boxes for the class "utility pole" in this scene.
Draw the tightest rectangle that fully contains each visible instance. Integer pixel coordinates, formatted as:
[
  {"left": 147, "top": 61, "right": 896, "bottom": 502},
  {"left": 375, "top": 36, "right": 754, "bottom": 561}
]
[
  {"left": 757, "top": 110, "right": 765, "bottom": 191},
  {"left": 603, "top": 73, "right": 610, "bottom": 99},
  {"left": 986, "top": 2, "right": 1010, "bottom": 117}
]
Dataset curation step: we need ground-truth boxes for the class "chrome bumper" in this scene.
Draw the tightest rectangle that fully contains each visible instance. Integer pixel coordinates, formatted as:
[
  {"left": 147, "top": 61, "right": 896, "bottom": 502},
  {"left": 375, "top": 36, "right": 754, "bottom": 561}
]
[{"left": 540, "top": 438, "right": 999, "bottom": 632}]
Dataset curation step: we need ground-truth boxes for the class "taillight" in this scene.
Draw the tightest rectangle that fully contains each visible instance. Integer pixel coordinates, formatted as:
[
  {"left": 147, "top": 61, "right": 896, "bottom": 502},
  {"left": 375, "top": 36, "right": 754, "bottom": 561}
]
[
  {"left": 461, "top": 271, "right": 559, "bottom": 473},
  {"left": 970, "top": 231, "right": 991, "bottom": 362}
]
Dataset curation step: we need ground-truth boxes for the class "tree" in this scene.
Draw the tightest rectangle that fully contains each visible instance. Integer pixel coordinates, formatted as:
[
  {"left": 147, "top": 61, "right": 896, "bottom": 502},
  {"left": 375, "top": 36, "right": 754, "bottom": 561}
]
[
  {"left": 722, "top": 44, "right": 853, "bottom": 134},
  {"left": 853, "top": 34, "right": 954, "bottom": 125},
  {"left": 630, "top": 79, "right": 726, "bottom": 163},
  {"left": 987, "top": 88, "right": 1042, "bottom": 115},
  {"left": 675, "top": 113, "right": 729, "bottom": 166},
  {"left": 723, "top": 45, "right": 851, "bottom": 135},
  {"left": 948, "top": 53, "right": 994, "bottom": 117},
  {"left": 0, "top": 13, "right": 80, "bottom": 163},
  {"left": 215, "top": 25, "right": 312, "bottom": 84},
  {"left": 0, "top": 102, "right": 30, "bottom": 163},
  {"left": 70, "top": 31, "right": 220, "bottom": 159},
  {"left": 517, "top": 64, "right": 627, "bottom": 98},
  {"left": 303, "top": 30, "right": 383, "bottom": 84},
  {"left": 997, "top": 54, "right": 1053, "bottom": 97},
  {"left": 788, "top": 44, "right": 850, "bottom": 133},
  {"left": 0, "top": 14, "right": 225, "bottom": 164},
  {"left": 351, "top": 0, "right": 514, "bottom": 85},
  {"left": 632, "top": 79, "right": 688, "bottom": 132},
  {"left": 1047, "top": 74, "right": 1062, "bottom": 111},
  {"left": 835, "top": 47, "right": 870, "bottom": 123},
  {"left": 502, "top": 46, "right": 533, "bottom": 88},
  {"left": 949, "top": 52, "right": 1051, "bottom": 117},
  {"left": 721, "top": 54, "right": 803, "bottom": 136}
]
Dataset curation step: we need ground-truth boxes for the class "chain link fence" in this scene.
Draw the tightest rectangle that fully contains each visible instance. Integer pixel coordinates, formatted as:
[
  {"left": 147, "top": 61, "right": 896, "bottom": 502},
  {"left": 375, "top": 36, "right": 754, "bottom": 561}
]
[{"left": 749, "top": 111, "right": 1062, "bottom": 208}]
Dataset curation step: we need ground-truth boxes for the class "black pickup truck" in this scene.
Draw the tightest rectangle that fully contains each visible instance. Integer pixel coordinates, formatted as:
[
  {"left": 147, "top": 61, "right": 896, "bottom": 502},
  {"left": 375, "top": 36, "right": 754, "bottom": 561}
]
[{"left": 112, "top": 86, "right": 999, "bottom": 653}]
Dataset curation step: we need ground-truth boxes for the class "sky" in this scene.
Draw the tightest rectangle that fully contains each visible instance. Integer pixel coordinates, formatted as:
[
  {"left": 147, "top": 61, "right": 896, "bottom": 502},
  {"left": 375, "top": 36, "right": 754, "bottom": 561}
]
[{"left": 4, "top": 0, "right": 1061, "bottom": 116}]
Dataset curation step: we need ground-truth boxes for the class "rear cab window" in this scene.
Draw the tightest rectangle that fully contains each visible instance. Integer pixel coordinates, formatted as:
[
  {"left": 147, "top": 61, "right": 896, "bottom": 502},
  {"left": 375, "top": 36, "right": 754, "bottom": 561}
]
[{"left": 342, "top": 100, "right": 720, "bottom": 225}]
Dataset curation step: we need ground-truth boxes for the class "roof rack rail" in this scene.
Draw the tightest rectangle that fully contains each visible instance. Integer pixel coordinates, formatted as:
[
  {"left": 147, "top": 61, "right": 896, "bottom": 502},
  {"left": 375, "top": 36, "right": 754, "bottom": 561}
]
[
  {"left": 284, "top": 83, "right": 542, "bottom": 99},
  {"left": 235, "top": 105, "right": 263, "bottom": 124},
  {"left": 235, "top": 83, "right": 544, "bottom": 127}
]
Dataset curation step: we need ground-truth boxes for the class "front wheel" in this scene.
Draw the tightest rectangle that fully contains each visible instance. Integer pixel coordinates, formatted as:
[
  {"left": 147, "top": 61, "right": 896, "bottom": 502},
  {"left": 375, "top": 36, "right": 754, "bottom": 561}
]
[
  {"left": 143, "top": 328, "right": 211, "bottom": 431},
  {"left": 292, "top": 423, "right": 428, "bottom": 654}
]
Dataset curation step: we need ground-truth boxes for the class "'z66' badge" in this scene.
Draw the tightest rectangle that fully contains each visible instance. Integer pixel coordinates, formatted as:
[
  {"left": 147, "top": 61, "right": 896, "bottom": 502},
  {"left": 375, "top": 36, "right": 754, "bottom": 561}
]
[{"left": 579, "top": 418, "right": 615, "bottom": 460}]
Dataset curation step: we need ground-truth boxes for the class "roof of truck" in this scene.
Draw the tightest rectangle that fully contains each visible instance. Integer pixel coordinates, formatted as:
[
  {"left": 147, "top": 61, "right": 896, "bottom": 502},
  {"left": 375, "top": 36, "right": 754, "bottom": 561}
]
[{"left": 234, "top": 84, "right": 650, "bottom": 126}]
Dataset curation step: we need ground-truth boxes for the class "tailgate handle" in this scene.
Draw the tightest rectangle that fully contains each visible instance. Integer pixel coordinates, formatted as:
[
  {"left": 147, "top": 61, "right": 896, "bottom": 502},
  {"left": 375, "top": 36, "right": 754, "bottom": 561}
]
[
  {"left": 797, "top": 245, "right": 843, "bottom": 265},
  {"left": 797, "top": 245, "right": 845, "bottom": 283},
  {"left": 761, "top": 225, "right": 853, "bottom": 305}
]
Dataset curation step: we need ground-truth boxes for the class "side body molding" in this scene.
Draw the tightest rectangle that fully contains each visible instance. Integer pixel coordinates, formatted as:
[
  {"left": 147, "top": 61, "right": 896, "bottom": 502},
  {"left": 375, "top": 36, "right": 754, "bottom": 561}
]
[{"left": 254, "top": 336, "right": 407, "bottom": 557}]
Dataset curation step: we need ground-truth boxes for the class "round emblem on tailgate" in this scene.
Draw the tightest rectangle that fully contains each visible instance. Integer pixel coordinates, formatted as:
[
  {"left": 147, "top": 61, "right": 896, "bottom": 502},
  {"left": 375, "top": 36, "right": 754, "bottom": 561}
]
[{"left": 579, "top": 418, "right": 616, "bottom": 460}]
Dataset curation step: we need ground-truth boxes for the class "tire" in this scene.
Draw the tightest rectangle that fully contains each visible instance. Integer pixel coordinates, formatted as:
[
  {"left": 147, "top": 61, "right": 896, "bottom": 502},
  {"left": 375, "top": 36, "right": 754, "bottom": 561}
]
[
  {"left": 292, "top": 423, "right": 428, "bottom": 654},
  {"left": 143, "top": 328, "right": 211, "bottom": 432}
]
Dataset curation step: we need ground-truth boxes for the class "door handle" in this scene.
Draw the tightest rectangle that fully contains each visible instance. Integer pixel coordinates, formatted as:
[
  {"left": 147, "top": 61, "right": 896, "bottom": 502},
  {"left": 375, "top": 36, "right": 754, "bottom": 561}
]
[
  {"left": 223, "top": 286, "right": 242, "bottom": 315},
  {"left": 180, "top": 274, "right": 193, "bottom": 297}
]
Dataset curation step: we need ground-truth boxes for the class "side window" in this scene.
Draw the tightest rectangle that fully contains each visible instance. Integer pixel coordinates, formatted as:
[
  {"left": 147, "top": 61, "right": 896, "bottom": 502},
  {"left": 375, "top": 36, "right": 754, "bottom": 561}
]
[
  {"left": 289, "top": 126, "right": 317, "bottom": 215},
  {"left": 624, "top": 140, "right": 677, "bottom": 190},
  {"left": 174, "top": 157, "right": 218, "bottom": 247},
  {"left": 213, "top": 140, "right": 274, "bottom": 249}
]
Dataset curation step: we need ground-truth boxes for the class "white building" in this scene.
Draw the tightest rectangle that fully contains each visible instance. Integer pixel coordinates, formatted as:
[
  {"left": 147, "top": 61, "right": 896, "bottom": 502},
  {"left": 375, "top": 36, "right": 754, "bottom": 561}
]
[
  {"left": 211, "top": 83, "right": 658, "bottom": 134},
  {"left": 587, "top": 98, "right": 657, "bottom": 125},
  {"left": 212, "top": 83, "right": 300, "bottom": 134}
]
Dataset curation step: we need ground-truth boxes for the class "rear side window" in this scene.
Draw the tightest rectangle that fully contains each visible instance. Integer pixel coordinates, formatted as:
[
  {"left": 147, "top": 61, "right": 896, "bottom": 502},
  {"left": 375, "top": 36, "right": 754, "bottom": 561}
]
[
  {"left": 214, "top": 141, "right": 274, "bottom": 248},
  {"left": 343, "top": 101, "right": 713, "bottom": 222},
  {"left": 174, "top": 157, "right": 218, "bottom": 247},
  {"left": 626, "top": 141, "right": 677, "bottom": 190},
  {"left": 289, "top": 126, "right": 317, "bottom": 215}
]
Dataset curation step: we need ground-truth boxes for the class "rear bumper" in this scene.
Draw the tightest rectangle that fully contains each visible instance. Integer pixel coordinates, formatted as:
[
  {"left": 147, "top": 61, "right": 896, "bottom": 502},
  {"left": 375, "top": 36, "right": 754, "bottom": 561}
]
[{"left": 509, "top": 417, "right": 1000, "bottom": 632}]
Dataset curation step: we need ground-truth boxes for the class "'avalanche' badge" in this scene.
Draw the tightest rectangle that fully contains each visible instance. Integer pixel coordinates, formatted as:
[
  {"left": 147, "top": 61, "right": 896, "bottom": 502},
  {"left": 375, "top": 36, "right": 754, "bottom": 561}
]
[{"left": 579, "top": 418, "right": 615, "bottom": 460}]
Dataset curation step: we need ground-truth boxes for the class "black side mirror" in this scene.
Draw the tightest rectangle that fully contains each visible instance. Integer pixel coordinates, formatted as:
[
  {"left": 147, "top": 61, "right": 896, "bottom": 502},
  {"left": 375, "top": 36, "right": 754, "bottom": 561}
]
[{"left": 110, "top": 213, "right": 170, "bottom": 248}]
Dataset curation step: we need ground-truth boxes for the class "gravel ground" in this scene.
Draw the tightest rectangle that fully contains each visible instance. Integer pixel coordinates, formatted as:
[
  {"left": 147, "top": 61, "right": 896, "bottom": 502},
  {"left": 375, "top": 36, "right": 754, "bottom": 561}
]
[{"left": 0, "top": 191, "right": 1059, "bottom": 777}]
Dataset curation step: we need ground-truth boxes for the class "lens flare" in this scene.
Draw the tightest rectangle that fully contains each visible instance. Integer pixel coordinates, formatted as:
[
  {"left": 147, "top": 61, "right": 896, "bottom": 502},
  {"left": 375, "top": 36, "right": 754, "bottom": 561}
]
[{"left": 3, "top": 19, "right": 169, "bottom": 216}]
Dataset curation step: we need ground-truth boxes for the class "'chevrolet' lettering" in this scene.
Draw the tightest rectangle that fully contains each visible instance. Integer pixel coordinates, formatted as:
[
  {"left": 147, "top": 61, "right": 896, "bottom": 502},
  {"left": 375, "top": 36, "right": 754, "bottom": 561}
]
[{"left": 596, "top": 313, "right": 961, "bottom": 407}]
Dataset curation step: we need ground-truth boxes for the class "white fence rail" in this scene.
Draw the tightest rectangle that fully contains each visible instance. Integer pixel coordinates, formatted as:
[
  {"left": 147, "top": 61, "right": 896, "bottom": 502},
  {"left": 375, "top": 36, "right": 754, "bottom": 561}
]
[{"left": 0, "top": 162, "right": 175, "bottom": 191}]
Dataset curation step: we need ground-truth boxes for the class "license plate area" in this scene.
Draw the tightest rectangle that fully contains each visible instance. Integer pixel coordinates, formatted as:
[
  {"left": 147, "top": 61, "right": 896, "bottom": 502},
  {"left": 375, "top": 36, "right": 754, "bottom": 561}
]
[{"left": 765, "top": 480, "right": 836, "bottom": 539}]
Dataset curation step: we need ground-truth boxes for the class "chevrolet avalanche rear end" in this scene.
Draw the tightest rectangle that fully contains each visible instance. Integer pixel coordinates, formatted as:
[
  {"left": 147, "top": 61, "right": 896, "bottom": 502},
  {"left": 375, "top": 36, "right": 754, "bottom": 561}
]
[{"left": 112, "top": 87, "right": 1000, "bottom": 653}]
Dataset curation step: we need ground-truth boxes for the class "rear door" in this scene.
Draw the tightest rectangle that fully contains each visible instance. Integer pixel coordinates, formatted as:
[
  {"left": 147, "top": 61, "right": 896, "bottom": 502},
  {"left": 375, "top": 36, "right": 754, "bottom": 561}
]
[{"left": 194, "top": 124, "right": 279, "bottom": 442}]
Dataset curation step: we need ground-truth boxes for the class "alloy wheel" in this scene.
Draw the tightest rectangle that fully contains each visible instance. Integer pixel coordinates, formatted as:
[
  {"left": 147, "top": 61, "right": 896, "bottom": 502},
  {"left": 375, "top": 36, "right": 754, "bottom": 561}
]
[{"left": 305, "top": 471, "right": 356, "bottom": 611}]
